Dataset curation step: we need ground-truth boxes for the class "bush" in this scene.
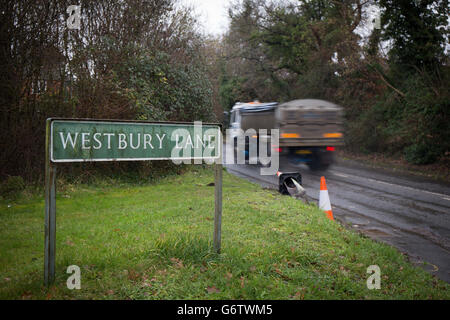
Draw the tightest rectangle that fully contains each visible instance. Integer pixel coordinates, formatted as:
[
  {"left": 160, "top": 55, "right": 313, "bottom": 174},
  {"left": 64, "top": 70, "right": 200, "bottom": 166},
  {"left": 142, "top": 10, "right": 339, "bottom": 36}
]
[
  {"left": 344, "top": 71, "right": 449, "bottom": 165},
  {"left": 0, "top": 176, "right": 25, "bottom": 199},
  {"left": 403, "top": 143, "right": 440, "bottom": 165},
  {"left": 117, "top": 51, "right": 214, "bottom": 122},
  {"left": 344, "top": 100, "right": 392, "bottom": 154}
]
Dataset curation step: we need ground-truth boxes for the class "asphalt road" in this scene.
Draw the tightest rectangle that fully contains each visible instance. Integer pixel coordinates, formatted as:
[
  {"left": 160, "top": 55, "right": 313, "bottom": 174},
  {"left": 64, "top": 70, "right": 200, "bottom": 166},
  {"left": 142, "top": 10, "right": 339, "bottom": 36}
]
[{"left": 223, "top": 149, "right": 450, "bottom": 283}]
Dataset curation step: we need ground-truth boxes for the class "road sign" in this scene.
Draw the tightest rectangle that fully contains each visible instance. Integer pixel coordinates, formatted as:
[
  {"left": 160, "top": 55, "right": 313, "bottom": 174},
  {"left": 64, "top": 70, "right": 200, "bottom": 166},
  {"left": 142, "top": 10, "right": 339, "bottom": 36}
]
[
  {"left": 50, "top": 120, "right": 221, "bottom": 162},
  {"left": 44, "top": 118, "right": 222, "bottom": 286}
]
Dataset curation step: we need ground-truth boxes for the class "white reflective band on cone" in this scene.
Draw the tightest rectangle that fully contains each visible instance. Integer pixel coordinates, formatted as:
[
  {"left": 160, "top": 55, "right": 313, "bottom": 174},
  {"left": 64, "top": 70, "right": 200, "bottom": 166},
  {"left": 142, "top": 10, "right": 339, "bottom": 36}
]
[{"left": 319, "top": 190, "right": 332, "bottom": 211}]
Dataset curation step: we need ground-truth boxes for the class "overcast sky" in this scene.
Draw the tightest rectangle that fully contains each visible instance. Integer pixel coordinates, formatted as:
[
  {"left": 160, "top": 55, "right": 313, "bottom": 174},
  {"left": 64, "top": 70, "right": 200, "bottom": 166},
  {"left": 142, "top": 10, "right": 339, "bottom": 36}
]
[{"left": 178, "top": 0, "right": 232, "bottom": 36}]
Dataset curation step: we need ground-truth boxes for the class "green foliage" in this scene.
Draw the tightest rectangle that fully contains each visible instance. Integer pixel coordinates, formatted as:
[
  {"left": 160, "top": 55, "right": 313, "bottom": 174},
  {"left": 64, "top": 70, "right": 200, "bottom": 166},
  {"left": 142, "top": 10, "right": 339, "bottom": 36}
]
[
  {"left": 345, "top": 102, "right": 390, "bottom": 154},
  {"left": 379, "top": 0, "right": 448, "bottom": 73},
  {"left": 114, "top": 51, "right": 214, "bottom": 122},
  {"left": 345, "top": 71, "right": 450, "bottom": 160},
  {"left": 0, "top": 176, "right": 25, "bottom": 199},
  {"left": 219, "top": 75, "right": 247, "bottom": 110},
  {"left": 404, "top": 143, "right": 440, "bottom": 165},
  {"left": 343, "top": 0, "right": 450, "bottom": 162}
]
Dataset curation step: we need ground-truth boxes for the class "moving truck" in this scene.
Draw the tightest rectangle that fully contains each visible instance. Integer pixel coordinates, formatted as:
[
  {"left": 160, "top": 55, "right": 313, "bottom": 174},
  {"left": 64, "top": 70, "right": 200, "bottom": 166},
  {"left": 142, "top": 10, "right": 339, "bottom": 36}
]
[{"left": 227, "top": 99, "right": 344, "bottom": 171}]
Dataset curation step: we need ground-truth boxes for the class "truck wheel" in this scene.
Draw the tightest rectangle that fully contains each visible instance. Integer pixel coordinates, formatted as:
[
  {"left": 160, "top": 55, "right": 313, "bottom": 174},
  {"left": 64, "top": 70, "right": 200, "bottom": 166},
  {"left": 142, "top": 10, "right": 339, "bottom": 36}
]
[
  {"left": 307, "top": 162, "right": 330, "bottom": 171},
  {"left": 307, "top": 151, "right": 331, "bottom": 171}
]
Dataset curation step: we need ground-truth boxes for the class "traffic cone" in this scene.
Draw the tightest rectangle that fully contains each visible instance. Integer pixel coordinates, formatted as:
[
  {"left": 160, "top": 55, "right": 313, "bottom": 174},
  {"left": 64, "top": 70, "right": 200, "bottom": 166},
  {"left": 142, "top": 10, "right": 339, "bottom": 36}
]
[{"left": 319, "top": 176, "right": 334, "bottom": 220}]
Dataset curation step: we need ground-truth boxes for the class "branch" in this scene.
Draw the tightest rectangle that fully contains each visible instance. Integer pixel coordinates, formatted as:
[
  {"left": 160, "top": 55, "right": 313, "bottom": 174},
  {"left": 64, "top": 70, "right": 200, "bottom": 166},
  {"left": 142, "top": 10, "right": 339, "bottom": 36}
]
[{"left": 371, "top": 65, "right": 406, "bottom": 98}]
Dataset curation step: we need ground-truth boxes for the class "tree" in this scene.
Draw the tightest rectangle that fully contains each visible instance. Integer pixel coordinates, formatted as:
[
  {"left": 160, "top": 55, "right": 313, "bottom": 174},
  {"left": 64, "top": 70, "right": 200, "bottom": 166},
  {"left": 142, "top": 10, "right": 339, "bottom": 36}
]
[
  {"left": 220, "top": 0, "right": 373, "bottom": 103},
  {"left": 0, "top": 0, "right": 216, "bottom": 180},
  {"left": 379, "top": 0, "right": 449, "bottom": 74}
]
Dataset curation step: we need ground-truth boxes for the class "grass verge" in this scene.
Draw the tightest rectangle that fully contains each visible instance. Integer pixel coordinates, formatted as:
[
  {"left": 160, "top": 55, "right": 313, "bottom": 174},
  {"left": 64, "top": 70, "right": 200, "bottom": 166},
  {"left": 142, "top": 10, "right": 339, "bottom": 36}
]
[{"left": 0, "top": 167, "right": 448, "bottom": 299}]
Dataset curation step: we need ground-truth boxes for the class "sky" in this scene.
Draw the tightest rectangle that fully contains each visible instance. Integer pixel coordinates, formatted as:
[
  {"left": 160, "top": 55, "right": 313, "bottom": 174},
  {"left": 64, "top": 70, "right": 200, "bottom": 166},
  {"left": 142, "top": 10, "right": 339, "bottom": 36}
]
[{"left": 178, "top": 0, "right": 232, "bottom": 36}]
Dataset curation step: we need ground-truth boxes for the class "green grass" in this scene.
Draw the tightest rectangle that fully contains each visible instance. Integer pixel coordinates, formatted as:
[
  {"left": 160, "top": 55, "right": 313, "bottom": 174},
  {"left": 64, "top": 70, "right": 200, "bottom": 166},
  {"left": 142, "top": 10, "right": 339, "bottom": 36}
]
[{"left": 0, "top": 168, "right": 448, "bottom": 299}]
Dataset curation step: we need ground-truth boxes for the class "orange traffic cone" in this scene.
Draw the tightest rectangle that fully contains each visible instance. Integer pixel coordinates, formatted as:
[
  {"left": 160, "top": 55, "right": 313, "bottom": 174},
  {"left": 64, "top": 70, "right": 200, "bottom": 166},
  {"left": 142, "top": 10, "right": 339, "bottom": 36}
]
[{"left": 319, "top": 176, "right": 334, "bottom": 220}]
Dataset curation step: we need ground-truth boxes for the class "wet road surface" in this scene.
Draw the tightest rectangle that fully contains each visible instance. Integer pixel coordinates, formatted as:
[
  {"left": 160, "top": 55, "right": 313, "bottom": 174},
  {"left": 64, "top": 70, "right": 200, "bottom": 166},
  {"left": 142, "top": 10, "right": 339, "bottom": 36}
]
[{"left": 223, "top": 150, "right": 450, "bottom": 283}]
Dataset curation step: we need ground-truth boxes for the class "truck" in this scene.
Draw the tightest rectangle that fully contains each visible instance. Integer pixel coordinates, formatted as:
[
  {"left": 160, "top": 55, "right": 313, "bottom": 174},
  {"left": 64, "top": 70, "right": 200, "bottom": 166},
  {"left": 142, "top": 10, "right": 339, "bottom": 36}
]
[{"left": 227, "top": 99, "right": 344, "bottom": 171}]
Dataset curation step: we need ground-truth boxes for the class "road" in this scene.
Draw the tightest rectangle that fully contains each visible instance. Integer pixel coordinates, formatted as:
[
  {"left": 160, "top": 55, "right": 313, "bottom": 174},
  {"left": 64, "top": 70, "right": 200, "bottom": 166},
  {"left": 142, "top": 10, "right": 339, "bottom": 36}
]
[{"left": 223, "top": 148, "right": 450, "bottom": 283}]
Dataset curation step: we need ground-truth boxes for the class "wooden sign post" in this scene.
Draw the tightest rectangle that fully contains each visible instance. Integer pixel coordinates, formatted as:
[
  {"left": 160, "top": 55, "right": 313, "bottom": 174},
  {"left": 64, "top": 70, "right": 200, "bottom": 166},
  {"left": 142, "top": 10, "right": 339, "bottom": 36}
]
[{"left": 44, "top": 118, "right": 222, "bottom": 286}]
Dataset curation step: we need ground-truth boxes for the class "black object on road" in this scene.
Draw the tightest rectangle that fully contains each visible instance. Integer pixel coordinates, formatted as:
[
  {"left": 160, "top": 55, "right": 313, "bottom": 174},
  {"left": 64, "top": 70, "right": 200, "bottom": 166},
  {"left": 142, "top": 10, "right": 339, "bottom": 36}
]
[{"left": 278, "top": 172, "right": 302, "bottom": 195}]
